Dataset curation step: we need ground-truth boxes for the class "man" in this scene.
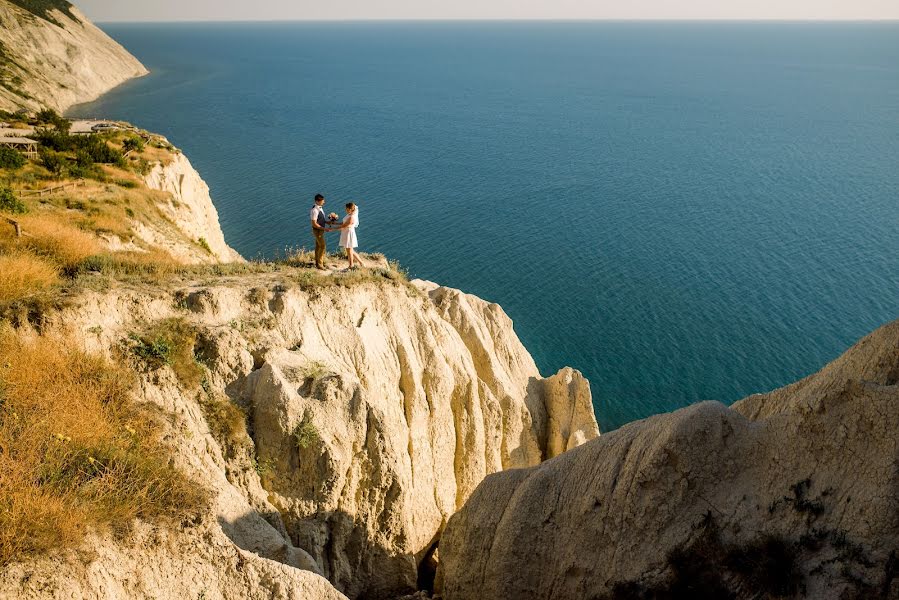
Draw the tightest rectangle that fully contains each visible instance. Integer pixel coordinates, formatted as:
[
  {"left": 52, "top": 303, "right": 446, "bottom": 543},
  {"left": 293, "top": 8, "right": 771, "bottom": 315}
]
[{"left": 310, "top": 193, "right": 332, "bottom": 269}]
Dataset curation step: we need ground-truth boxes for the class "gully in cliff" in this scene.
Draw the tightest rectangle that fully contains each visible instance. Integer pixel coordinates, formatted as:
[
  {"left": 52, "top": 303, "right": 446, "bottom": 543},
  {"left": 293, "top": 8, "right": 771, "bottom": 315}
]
[{"left": 309, "top": 194, "right": 365, "bottom": 270}]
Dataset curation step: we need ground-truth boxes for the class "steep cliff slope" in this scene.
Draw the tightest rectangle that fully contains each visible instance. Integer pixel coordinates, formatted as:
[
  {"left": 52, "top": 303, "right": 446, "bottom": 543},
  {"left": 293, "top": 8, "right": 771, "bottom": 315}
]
[
  {"left": 0, "top": 0, "right": 147, "bottom": 112},
  {"left": 140, "top": 146, "right": 245, "bottom": 263},
  {"left": 438, "top": 320, "right": 899, "bottom": 600},
  {"left": 0, "top": 268, "right": 598, "bottom": 599},
  {"left": 0, "top": 126, "right": 241, "bottom": 269}
]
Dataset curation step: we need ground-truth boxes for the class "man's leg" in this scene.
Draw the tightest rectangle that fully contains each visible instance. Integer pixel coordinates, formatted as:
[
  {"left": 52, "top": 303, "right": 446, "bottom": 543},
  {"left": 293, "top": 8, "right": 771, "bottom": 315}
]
[{"left": 313, "top": 229, "right": 326, "bottom": 267}]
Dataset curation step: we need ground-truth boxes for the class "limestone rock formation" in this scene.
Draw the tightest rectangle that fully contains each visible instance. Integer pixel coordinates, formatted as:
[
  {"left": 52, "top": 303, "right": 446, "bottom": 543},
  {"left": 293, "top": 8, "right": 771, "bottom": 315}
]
[
  {"left": 141, "top": 150, "right": 244, "bottom": 263},
  {"left": 438, "top": 320, "right": 899, "bottom": 600},
  {"left": 244, "top": 279, "right": 597, "bottom": 599},
  {"left": 0, "top": 1, "right": 147, "bottom": 112},
  {"left": 0, "top": 274, "right": 598, "bottom": 600}
]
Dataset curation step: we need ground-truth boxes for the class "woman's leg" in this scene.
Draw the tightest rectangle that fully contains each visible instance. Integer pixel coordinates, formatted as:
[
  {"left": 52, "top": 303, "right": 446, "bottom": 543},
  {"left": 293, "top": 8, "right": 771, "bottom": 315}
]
[
  {"left": 346, "top": 246, "right": 354, "bottom": 268},
  {"left": 352, "top": 249, "right": 365, "bottom": 267}
]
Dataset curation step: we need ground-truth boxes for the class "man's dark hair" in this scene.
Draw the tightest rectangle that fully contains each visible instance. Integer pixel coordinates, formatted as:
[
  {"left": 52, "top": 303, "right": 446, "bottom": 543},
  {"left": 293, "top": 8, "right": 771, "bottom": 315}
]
[{"left": 314, "top": 194, "right": 324, "bottom": 202}]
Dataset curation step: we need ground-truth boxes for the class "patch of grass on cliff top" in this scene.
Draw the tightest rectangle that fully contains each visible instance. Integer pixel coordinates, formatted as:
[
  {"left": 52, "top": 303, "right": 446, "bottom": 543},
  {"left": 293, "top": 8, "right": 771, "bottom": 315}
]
[
  {"left": 6, "top": 0, "right": 77, "bottom": 25},
  {"left": 130, "top": 317, "right": 204, "bottom": 389},
  {"left": 0, "top": 328, "right": 208, "bottom": 567}
]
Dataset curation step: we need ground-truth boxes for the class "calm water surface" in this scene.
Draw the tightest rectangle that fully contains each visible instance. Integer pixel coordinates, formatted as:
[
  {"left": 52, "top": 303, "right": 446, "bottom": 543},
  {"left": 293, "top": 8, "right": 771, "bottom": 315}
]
[{"left": 73, "top": 22, "right": 899, "bottom": 431}]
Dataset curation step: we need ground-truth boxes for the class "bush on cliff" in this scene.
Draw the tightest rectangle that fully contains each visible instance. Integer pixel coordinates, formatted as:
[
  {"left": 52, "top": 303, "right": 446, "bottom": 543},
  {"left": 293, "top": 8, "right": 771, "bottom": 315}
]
[
  {"left": 0, "top": 147, "right": 25, "bottom": 170},
  {"left": 0, "top": 187, "right": 26, "bottom": 214},
  {"left": 38, "top": 147, "right": 66, "bottom": 177},
  {"left": 131, "top": 318, "right": 204, "bottom": 389}
]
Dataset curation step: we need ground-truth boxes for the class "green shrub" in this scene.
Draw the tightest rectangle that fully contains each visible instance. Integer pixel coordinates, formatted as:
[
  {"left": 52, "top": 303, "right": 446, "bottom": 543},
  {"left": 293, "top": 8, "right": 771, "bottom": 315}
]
[
  {"left": 253, "top": 456, "right": 275, "bottom": 477},
  {"left": 197, "top": 237, "right": 212, "bottom": 254},
  {"left": 34, "top": 108, "right": 70, "bottom": 132},
  {"left": 301, "top": 360, "right": 329, "bottom": 380},
  {"left": 0, "top": 147, "right": 25, "bottom": 170},
  {"left": 87, "top": 141, "right": 123, "bottom": 166},
  {"left": 67, "top": 150, "right": 100, "bottom": 179},
  {"left": 33, "top": 127, "right": 72, "bottom": 152},
  {"left": 0, "top": 187, "right": 26, "bottom": 214},
  {"left": 5, "top": 0, "right": 77, "bottom": 25},
  {"left": 122, "top": 137, "right": 145, "bottom": 154},
  {"left": 131, "top": 318, "right": 203, "bottom": 388},
  {"left": 38, "top": 148, "right": 66, "bottom": 177},
  {"left": 293, "top": 413, "right": 319, "bottom": 450}
]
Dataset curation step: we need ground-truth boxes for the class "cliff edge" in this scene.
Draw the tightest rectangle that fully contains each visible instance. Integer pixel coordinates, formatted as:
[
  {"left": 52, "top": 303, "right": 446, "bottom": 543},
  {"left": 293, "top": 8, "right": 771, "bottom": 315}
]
[{"left": 0, "top": 268, "right": 598, "bottom": 600}]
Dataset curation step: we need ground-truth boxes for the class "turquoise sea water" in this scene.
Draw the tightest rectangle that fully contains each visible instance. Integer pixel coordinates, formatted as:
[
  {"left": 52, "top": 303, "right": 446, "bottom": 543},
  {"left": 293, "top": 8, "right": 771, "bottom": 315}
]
[{"left": 73, "top": 22, "right": 899, "bottom": 432}]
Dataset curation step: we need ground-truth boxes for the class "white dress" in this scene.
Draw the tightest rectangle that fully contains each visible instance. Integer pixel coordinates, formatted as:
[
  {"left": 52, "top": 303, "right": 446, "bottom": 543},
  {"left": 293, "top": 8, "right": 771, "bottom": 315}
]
[{"left": 339, "top": 211, "right": 359, "bottom": 249}]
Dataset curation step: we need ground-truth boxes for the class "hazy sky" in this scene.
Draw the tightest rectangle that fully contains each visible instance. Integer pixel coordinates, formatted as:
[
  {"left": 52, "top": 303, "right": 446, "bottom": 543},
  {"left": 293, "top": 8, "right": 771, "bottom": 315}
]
[{"left": 75, "top": 0, "right": 899, "bottom": 23}]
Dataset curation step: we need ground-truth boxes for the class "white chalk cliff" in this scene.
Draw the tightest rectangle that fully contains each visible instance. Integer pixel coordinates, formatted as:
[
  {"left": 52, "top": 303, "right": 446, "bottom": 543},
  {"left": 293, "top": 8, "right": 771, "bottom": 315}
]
[
  {"left": 0, "top": 272, "right": 599, "bottom": 599},
  {"left": 0, "top": 0, "right": 147, "bottom": 112},
  {"left": 437, "top": 320, "right": 899, "bottom": 600},
  {"left": 141, "top": 149, "right": 245, "bottom": 263}
]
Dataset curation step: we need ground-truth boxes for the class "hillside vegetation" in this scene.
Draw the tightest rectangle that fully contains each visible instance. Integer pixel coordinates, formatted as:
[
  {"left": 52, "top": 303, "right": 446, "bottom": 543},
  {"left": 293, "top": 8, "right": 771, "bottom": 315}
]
[{"left": 6, "top": 0, "right": 77, "bottom": 25}]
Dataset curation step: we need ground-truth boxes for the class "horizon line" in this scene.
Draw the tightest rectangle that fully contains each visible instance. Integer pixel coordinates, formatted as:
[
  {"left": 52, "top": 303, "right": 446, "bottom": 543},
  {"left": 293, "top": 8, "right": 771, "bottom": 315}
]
[{"left": 93, "top": 17, "right": 899, "bottom": 25}]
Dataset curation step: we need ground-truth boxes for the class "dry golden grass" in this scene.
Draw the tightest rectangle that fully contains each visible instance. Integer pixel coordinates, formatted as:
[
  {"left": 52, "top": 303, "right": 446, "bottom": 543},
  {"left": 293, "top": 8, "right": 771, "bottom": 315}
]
[
  {"left": 199, "top": 386, "right": 247, "bottom": 449},
  {"left": 72, "top": 249, "right": 184, "bottom": 287},
  {"left": 4, "top": 215, "right": 102, "bottom": 269},
  {"left": 0, "top": 252, "right": 59, "bottom": 305},
  {"left": 0, "top": 329, "right": 208, "bottom": 566}
]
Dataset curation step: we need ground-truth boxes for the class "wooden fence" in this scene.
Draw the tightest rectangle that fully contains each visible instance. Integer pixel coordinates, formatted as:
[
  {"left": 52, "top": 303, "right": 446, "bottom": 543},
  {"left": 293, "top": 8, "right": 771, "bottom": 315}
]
[
  {"left": 17, "top": 179, "right": 83, "bottom": 198},
  {"left": 4, "top": 218, "right": 26, "bottom": 238}
]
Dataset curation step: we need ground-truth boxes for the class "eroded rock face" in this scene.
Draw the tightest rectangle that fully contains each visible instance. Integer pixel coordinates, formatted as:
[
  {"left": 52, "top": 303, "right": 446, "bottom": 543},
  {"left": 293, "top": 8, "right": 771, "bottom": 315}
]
[
  {"left": 0, "top": 275, "right": 598, "bottom": 600},
  {"left": 438, "top": 320, "right": 899, "bottom": 600},
  {"left": 142, "top": 151, "right": 245, "bottom": 264},
  {"left": 245, "top": 280, "right": 598, "bottom": 599},
  {"left": 0, "top": 2, "right": 148, "bottom": 112},
  {"left": 0, "top": 520, "right": 347, "bottom": 600}
]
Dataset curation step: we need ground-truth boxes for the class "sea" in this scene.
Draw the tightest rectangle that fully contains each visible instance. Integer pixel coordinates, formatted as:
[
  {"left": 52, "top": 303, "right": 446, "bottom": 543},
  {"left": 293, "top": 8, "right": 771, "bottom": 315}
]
[{"left": 71, "top": 22, "right": 899, "bottom": 432}]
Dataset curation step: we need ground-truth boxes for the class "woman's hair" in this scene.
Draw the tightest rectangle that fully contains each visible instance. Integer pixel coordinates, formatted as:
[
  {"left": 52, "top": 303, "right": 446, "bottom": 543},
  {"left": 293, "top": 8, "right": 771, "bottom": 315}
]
[{"left": 345, "top": 202, "right": 356, "bottom": 210}]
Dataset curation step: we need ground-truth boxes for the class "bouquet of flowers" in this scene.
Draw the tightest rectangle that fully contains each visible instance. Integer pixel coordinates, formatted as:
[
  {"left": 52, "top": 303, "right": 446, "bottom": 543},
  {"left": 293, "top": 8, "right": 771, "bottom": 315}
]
[{"left": 327, "top": 212, "right": 339, "bottom": 223}]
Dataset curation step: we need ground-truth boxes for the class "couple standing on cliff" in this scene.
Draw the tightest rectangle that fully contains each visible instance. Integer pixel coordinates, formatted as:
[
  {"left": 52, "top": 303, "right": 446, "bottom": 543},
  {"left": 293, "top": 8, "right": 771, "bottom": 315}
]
[{"left": 310, "top": 193, "right": 365, "bottom": 270}]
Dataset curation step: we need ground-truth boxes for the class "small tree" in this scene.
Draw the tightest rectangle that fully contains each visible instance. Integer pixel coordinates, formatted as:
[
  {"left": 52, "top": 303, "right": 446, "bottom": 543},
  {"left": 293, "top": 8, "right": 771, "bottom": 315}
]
[
  {"left": 0, "top": 147, "right": 25, "bottom": 169},
  {"left": 34, "top": 127, "right": 73, "bottom": 152},
  {"left": 122, "top": 137, "right": 145, "bottom": 154},
  {"left": 35, "top": 108, "right": 59, "bottom": 124},
  {"left": 35, "top": 108, "right": 70, "bottom": 133},
  {"left": 39, "top": 148, "right": 66, "bottom": 178},
  {"left": 0, "top": 187, "right": 27, "bottom": 214}
]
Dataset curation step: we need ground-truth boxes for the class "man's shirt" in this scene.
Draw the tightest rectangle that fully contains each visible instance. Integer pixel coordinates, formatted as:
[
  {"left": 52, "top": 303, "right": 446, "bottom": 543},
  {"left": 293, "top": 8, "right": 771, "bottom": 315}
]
[{"left": 310, "top": 205, "right": 327, "bottom": 228}]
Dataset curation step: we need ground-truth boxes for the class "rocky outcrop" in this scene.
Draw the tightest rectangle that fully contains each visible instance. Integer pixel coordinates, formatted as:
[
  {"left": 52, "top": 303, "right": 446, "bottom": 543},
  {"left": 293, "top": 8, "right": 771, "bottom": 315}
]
[
  {"left": 244, "top": 279, "right": 597, "bottom": 599},
  {"left": 0, "top": 522, "right": 347, "bottom": 600},
  {"left": 438, "top": 320, "right": 899, "bottom": 600},
  {"left": 141, "top": 150, "right": 244, "bottom": 263},
  {"left": 0, "top": 274, "right": 598, "bottom": 599},
  {"left": 0, "top": 1, "right": 147, "bottom": 112}
]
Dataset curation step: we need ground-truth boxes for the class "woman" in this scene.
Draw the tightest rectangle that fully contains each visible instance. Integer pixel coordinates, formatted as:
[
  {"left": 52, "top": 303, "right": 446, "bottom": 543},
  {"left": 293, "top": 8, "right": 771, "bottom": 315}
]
[{"left": 335, "top": 202, "right": 365, "bottom": 269}]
